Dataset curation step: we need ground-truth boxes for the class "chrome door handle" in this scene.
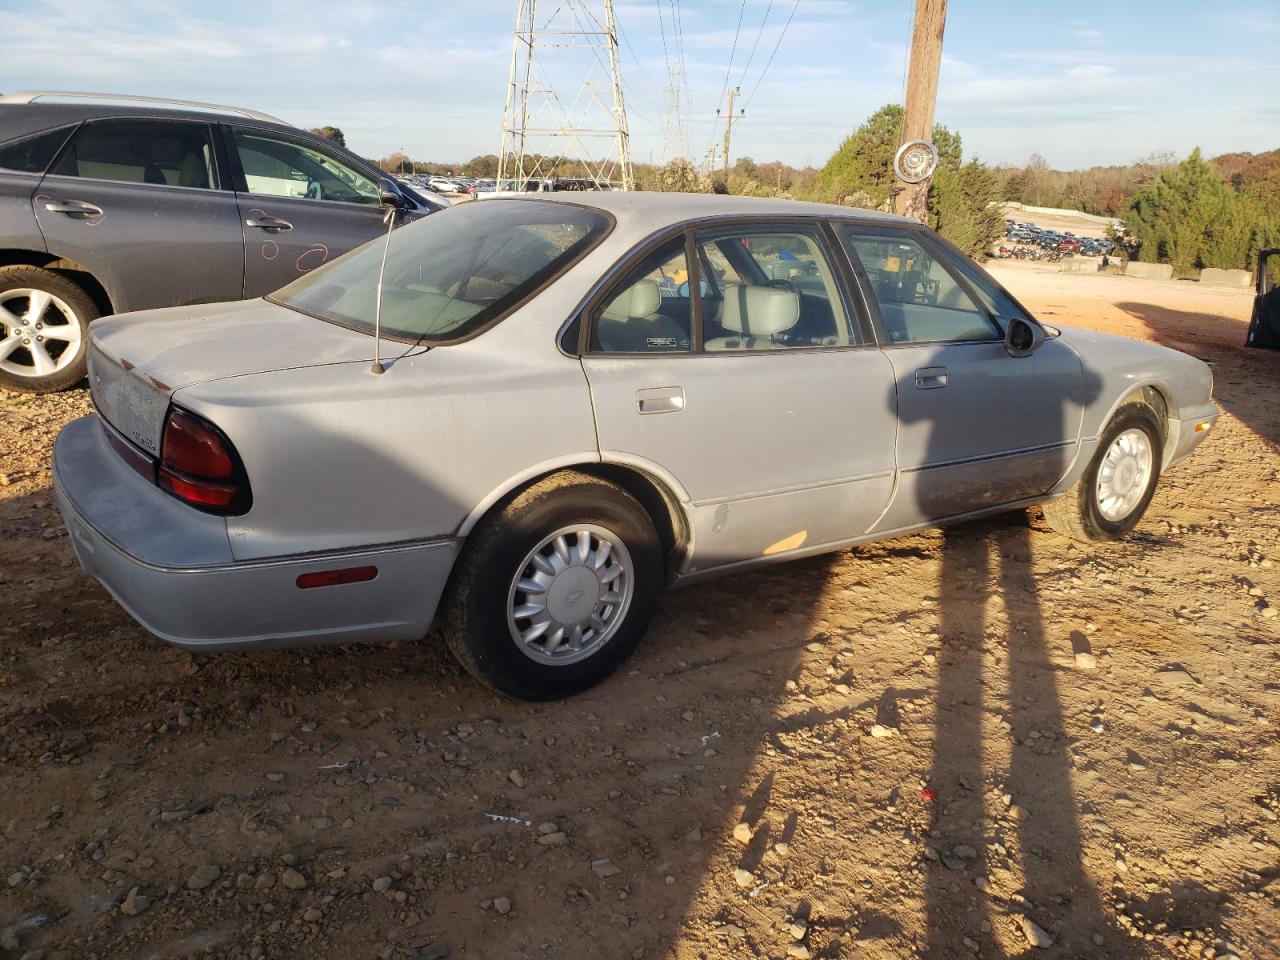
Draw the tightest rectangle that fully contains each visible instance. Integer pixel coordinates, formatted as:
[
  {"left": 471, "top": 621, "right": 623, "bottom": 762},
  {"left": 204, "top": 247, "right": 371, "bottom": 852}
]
[
  {"left": 244, "top": 216, "right": 293, "bottom": 232},
  {"left": 44, "top": 200, "right": 103, "bottom": 217},
  {"left": 914, "top": 366, "right": 948, "bottom": 389},
  {"left": 636, "top": 386, "right": 685, "bottom": 415}
]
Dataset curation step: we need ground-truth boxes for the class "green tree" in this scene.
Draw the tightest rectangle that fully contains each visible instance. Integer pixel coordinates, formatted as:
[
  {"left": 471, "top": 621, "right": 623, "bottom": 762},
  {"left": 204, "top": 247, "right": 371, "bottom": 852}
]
[
  {"left": 814, "top": 103, "right": 904, "bottom": 206},
  {"left": 309, "top": 126, "right": 347, "bottom": 148}
]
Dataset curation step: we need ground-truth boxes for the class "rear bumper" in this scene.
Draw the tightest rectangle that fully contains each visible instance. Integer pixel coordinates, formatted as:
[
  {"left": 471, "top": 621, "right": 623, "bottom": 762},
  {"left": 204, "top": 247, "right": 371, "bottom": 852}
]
[
  {"left": 53, "top": 416, "right": 458, "bottom": 651},
  {"left": 1166, "top": 404, "right": 1219, "bottom": 469}
]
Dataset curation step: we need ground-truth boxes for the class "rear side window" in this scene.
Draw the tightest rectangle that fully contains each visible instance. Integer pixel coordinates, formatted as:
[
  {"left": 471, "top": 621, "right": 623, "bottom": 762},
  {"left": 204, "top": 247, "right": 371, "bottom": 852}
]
[
  {"left": 0, "top": 126, "right": 76, "bottom": 174},
  {"left": 592, "top": 237, "right": 693, "bottom": 353},
  {"left": 51, "top": 118, "right": 215, "bottom": 189}
]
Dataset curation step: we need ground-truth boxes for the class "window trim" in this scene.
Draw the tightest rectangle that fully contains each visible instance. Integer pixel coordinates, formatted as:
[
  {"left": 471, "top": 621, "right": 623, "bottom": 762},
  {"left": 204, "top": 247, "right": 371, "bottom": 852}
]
[
  {"left": 571, "top": 214, "right": 882, "bottom": 358},
  {"left": 221, "top": 123, "right": 382, "bottom": 209},
  {"left": 41, "top": 116, "right": 224, "bottom": 192},
  {"left": 833, "top": 221, "right": 1008, "bottom": 348}
]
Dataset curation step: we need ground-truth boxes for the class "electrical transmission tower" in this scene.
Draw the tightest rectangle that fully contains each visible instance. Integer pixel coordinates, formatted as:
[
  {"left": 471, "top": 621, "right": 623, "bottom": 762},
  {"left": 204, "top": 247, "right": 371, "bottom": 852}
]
[{"left": 498, "top": 0, "right": 635, "bottom": 190}]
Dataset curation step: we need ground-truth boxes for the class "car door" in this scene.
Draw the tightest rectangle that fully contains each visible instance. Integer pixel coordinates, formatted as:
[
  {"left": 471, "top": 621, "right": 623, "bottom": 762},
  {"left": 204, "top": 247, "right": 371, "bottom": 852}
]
[
  {"left": 34, "top": 116, "right": 245, "bottom": 313},
  {"left": 223, "top": 125, "right": 389, "bottom": 298},
  {"left": 581, "top": 221, "right": 897, "bottom": 574},
  {"left": 834, "top": 224, "right": 1089, "bottom": 532}
]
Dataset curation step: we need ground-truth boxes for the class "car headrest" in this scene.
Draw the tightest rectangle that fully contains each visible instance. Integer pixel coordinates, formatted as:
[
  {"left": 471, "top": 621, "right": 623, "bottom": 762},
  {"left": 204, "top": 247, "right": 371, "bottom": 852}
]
[
  {"left": 601, "top": 278, "right": 662, "bottom": 321},
  {"left": 719, "top": 284, "right": 799, "bottom": 335}
]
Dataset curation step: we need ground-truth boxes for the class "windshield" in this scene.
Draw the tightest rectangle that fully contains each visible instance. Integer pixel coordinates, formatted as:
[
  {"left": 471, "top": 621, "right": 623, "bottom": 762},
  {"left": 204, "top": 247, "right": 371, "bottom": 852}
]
[{"left": 270, "top": 200, "right": 610, "bottom": 342}]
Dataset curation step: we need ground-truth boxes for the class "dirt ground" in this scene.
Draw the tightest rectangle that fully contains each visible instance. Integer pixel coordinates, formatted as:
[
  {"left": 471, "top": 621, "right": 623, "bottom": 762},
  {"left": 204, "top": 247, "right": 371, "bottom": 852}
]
[{"left": 1, "top": 262, "right": 1278, "bottom": 960}]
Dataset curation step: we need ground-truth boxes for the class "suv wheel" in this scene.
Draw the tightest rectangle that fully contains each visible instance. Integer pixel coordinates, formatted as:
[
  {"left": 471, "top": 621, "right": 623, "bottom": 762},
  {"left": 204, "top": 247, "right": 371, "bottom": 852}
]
[{"left": 0, "top": 266, "right": 100, "bottom": 393}]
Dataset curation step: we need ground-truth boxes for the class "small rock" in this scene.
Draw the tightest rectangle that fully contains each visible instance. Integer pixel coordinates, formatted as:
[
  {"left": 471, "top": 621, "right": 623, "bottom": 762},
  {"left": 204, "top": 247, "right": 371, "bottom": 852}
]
[
  {"left": 732, "top": 822, "right": 753, "bottom": 845},
  {"left": 372, "top": 876, "right": 393, "bottom": 893},
  {"left": 732, "top": 867, "right": 754, "bottom": 888},
  {"left": 7, "top": 870, "right": 28, "bottom": 888},
  {"left": 186, "top": 864, "right": 221, "bottom": 890},
  {"left": 254, "top": 872, "right": 276, "bottom": 891},
  {"left": 591, "top": 859, "right": 621, "bottom": 878},
  {"left": 787, "top": 946, "right": 811, "bottom": 959},
  {"left": 494, "top": 896, "right": 512, "bottom": 915},
  {"left": 942, "top": 856, "right": 968, "bottom": 871},
  {"left": 1260, "top": 606, "right": 1277, "bottom": 619},
  {"left": 869, "top": 723, "right": 896, "bottom": 738},
  {"left": 537, "top": 821, "right": 558, "bottom": 835},
  {"left": 773, "top": 841, "right": 791, "bottom": 856},
  {"left": 302, "top": 907, "right": 322, "bottom": 923},
  {"left": 714, "top": 923, "right": 745, "bottom": 938},
  {"left": 88, "top": 784, "right": 111, "bottom": 801},
  {"left": 685, "top": 828, "right": 702, "bottom": 842},
  {"left": 953, "top": 845, "right": 977, "bottom": 859},
  {"left": 120, "top": 888, "right": 151, "bottom": 916},
  {"left": 266, "top": 772, "right": 285, "bottom": 782},
  {"left": 789, "top": 920, "right": 808, "bottom": 940},
  {"left": 508, "top": 769, "right": 525, "bottom": 788},
  {"left": 312, "top": 816, "right": 333, "bottom": 830},
  {"left": 1074, "top": 651, "right": 1098, "bottom": 670},
  {"left": 535, "top": 831, "right": 567, "bottom": 846},
  {"left": 281, "top": 867, "right": 307, "bottom": 890},
  {"left": 1020, "top": 916, "right": 1054, "bottom": 948}
]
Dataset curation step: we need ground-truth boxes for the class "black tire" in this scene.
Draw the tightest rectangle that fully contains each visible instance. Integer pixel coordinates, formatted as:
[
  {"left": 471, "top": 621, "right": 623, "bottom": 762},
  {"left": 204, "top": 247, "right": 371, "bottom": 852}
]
[
  {"left": 0, "top": 265, "right": 99, "bottom": 393},
  {"left": 1042, "top": 403, "right": 1164, "bottom": 542},
  {"left": 440, "top": 471, "right": 663, "bottom": 700}
]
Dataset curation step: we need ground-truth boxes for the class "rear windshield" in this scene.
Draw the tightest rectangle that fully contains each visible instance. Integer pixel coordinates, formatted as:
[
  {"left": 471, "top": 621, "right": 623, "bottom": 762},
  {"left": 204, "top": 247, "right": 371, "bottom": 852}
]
[{"left": 270, "top": 200, "right": 611, "bottom": 343}]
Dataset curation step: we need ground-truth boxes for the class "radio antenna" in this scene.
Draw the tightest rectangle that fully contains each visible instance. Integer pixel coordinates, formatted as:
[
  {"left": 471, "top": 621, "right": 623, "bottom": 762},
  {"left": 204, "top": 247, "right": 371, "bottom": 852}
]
[{"left": 371, "top": 204, "right": 399, "bottom": 375}]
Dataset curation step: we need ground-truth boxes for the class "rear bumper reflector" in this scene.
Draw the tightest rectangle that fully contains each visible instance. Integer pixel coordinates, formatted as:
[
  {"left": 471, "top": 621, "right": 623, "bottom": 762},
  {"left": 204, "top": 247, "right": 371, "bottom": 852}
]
[{"left": 296, "top": 566, "right": 379, "bottom": 589}]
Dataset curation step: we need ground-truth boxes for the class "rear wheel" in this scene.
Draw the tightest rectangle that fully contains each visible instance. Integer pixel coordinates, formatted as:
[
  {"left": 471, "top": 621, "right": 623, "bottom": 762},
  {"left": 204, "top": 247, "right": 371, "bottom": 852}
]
[
  {"left": 1042, "top": 403, "right": 1163, "bottom": 541},
  {"left": 441, "top": 471, "right": 663, "bottom": 700},
  {"left": 0, "top": 266, "right": 99, "bottom": 393}
]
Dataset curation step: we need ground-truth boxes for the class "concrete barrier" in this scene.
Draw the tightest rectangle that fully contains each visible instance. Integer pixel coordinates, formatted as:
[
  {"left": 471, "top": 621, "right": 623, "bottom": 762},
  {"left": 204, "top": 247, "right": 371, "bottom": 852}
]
[
  {"left": 1124, "top": 261, "right": 1174, "bottom": 281},
  {"left": 1199, "top": 268, "right": 1252, "bottom": 288}
]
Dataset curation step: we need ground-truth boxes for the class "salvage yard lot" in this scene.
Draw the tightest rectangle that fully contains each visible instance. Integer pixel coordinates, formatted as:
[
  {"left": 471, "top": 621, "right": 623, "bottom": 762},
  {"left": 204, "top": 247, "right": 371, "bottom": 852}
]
[{"left": 1, "top": 263, "right": 1277, "bottom": 959}]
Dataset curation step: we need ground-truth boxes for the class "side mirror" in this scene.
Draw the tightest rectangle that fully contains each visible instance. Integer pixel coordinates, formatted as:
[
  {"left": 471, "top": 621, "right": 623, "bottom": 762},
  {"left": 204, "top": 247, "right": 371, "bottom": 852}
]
[
  {"left": 1005, "top": 316, "right": 1044, "bottom": 358},
  {"left": 378, "top": 178, "right": 406, "bottom": 209}
]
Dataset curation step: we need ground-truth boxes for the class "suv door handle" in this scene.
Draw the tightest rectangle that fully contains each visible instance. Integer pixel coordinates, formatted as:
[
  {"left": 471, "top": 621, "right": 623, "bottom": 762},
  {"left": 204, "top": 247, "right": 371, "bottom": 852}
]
[
  {"left": 636, "top": 386, "right": 685, "bottom": 415},
  {"left": 244, "top": 216, "right": 293, "bottom": 233},
  {"left": 914, "top": 366, "right": 948, "bottom": 389},
  {"left": 44, "top": 200, "right": 103, "bottom": 218}
]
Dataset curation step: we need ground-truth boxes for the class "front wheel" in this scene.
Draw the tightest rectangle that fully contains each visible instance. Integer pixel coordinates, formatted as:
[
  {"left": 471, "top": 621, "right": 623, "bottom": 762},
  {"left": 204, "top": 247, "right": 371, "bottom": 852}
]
[
  {"left": 1042, "top": 403, "right": 1164, "bottom": 541},
  {"left": 440, "top": 471, "right": 663, "bottom": 700},
  {"left": 0, "top": 266, "right": 99, "bottom": 393}
]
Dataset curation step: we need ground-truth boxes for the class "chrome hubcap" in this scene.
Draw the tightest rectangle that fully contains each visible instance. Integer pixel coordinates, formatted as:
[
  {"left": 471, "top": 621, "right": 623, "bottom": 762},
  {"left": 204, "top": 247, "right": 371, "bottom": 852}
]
[
  {"left": 1096, "top": 428, "right": 1153, "bottom": 522},
  {"left": 0, "top": 288, "right": 83, "bottom": 379},
  {"left": 506, "top": 524, "right": 634, "bottom": 666}
]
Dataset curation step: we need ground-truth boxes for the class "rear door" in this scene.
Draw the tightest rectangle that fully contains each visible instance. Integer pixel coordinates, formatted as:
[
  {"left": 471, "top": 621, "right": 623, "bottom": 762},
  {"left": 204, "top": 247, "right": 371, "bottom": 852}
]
[
  {"left": 222, "top": 125, "right": 388, "bottom": 298},
  {"left": 34, "top": 116, "right": 245, "bottom": 313},
  {"left": 581, "top": 221, "right": 897, "bottom": 574}
]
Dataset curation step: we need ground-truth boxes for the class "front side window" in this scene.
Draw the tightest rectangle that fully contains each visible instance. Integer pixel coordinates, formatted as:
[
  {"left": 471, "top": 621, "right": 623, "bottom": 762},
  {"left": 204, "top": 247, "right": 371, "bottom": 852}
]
[
  {"left": 50, "top": 118, "right": 214, "bottom": 189},
  {"left": 695, "top": 227, "right": 855, "bottom": 349},
  {"left": 592, "top": 238, "right": 692, "bottom": 353},
  {"left": 839, "top": 229, "right": 1000, "bottom": 344},
  {"left": 0, "top": 126, "right": 76, "bottom": 174},
  {"left": 272, "top": 200, "right": 610, "bottom": 342},
  {"left": 232, "top": 128, "right": 378, "bottom": 204}
]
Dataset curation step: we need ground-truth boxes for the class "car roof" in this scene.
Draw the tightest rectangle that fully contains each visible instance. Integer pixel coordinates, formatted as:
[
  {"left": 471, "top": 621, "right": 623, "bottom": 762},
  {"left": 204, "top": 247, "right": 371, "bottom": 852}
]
[
  {"left": 0, "top": 101, "right": 302, "bottom": 141},
  {"left": 534, "top": 190, "right": 914, "bottom": 230}
]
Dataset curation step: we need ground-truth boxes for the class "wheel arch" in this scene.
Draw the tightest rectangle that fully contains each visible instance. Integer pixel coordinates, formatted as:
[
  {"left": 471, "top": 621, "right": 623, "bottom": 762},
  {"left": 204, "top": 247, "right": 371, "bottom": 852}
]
[
  {"left": 458, "top": 457, "right": 693, "bottom": 578},
  {"left": 0, "top": 249, "right": 114, "bottom": 317}
]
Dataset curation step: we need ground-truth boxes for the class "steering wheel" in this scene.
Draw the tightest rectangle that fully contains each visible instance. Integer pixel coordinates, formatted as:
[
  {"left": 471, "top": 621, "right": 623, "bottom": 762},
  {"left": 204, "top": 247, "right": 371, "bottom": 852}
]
[{"left": 305, "top": 180, "right": 323, "bottom": 200}]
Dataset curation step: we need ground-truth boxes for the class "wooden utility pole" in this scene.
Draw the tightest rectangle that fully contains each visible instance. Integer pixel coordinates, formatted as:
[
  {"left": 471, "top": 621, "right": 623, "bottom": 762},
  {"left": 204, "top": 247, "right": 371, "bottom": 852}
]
[
  {"left": 892, "top": 0, "right": 947, "bottom": 222},
  {"left": 719, "top": 86, "right": 743, "bottom": 183}
]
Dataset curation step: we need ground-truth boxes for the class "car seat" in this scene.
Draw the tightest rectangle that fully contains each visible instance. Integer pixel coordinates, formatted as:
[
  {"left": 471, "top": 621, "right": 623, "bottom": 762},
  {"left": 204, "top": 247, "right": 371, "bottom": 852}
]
[{"left": 704, "top": 284, "right": 800, "bottom": 350}]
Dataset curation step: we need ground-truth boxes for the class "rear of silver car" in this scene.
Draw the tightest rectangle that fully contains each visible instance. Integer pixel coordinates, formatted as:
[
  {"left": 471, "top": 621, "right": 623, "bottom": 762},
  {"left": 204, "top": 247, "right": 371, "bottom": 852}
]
[{"left": 54, "top": 339, "right": 456, "bottom": 650}]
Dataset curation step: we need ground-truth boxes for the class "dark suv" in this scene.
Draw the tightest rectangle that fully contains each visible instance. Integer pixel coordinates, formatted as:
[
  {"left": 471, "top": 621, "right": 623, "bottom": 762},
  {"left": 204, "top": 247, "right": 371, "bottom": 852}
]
[{"left": 0, "top": 92, "right": 443, "bottom": 392}]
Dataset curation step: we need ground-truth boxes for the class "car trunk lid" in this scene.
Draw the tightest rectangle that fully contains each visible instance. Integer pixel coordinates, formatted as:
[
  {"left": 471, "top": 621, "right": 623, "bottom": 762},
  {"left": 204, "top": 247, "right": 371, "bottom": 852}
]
[{"left": 88, "top": 298, "right": 375, "bottom": 455}]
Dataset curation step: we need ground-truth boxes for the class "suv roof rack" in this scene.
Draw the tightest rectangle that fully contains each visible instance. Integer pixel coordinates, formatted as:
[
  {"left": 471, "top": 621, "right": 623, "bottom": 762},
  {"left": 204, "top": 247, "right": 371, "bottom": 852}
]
[{"left": 0, "top": 90, "right": 286, "bottom": 124}]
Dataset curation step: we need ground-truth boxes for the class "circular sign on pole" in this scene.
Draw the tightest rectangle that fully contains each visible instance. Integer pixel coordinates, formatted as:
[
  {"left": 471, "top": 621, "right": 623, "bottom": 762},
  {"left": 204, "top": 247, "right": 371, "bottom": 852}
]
[{"left": 894, "top": 139, "right": 939, "bottom": 184}]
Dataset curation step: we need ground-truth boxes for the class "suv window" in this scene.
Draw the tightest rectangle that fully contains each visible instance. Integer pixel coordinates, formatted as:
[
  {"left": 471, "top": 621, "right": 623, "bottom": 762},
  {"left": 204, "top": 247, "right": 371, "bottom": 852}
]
[
  {"left": 839, "top": 229, "right": 1000, "bottom": 344},
  {"left": 0, "top": 126, "right": 76, "bottom": 174},
  {"left": 50, "top": 118, "right": 214, "bottom": 189},
  {"left": 695, "top": 226, "right": 855, "bottom": 349},
  {"left": 231, "top": 128, "right": 378, "bottom": 205},
  {"left": 591, "top": 237, "right": 692, "bottom": 353}
]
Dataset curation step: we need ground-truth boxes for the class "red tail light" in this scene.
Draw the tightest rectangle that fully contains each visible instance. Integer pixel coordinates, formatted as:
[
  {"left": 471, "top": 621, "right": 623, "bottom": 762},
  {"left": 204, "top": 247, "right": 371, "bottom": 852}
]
[{"left": 157, "top": 407, "right": 251, "bottom": 515}]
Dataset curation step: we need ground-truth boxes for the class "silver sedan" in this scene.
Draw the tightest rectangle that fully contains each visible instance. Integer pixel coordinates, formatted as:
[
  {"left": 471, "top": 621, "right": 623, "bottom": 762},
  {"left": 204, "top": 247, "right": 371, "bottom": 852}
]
[{"left": 52, "top": 193, "right": 1218, "bottom": 699}]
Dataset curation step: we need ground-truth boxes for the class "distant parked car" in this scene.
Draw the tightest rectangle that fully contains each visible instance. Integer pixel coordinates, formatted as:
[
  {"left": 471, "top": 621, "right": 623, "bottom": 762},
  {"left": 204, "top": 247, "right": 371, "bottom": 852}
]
[
  {"left": 0, "top": 91, "right": 445, "bottom": 392},
  {"left": 1057, "top": 237, "right": 1081, "bottom": 254},
  {"left": 53, "top": 193, "right": 1219, "bottom": 700},
  {"left": 428, "top": 177, "right": 464, "bottom": 193}
]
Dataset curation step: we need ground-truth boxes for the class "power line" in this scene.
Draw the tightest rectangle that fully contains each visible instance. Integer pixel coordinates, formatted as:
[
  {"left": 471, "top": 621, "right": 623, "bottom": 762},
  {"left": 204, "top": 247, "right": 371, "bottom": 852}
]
[
  {"left": 742, "top": 0, "right": 800, "bottom": 112},
  {"left": 736, "top": 0, "right": 773, "bottom": 89},
  {"left": 717, "top": 0, "right": 748, "bottom": 114}
]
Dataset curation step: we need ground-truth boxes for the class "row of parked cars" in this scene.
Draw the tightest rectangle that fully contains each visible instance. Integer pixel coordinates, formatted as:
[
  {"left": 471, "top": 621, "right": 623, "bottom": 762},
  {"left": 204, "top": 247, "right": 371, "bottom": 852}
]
[
  {"left": 1, "top": 92, "right": 1220, "bottom": 702},
  {"left": 1004, "top": 219, "right": 1114, "bottom": 256}
]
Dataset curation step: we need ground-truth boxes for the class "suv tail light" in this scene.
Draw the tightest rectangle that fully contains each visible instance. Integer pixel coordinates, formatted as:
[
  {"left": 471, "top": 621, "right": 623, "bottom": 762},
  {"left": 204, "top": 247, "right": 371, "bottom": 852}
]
[{"left": 157, "top": 407, "right": 251, "bottom": 515}]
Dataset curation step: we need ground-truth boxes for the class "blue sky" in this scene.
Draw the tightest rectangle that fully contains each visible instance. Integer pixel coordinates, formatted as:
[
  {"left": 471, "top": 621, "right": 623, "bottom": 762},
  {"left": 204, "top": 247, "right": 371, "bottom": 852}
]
[{"left": 0, "top": 0, "right": 1276, "bottom": 171}]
